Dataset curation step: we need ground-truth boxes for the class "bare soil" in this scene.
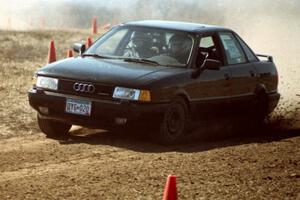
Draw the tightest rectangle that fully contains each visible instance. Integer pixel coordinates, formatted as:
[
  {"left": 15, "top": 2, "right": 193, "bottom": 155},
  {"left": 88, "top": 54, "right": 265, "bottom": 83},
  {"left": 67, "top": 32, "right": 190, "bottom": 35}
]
[{"left": 0, "top": 30, "right": 299, "bottom": 199}]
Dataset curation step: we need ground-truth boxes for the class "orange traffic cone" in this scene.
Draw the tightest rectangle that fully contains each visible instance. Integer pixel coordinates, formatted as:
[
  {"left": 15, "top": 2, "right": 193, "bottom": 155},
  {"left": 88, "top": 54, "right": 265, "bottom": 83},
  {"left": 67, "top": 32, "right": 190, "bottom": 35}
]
[
  {"left": 67, "top": 49, "right": 73, "bottom": 58},
  {"left": 48, "top": 40, "right": 56, "bottom": 64},
  {"left": 92, "top": 17, "right": 97, "bottom": 34},
  {"left": 86, "top": 37, "right": 93, "bottom": 48},
  {"left": 163, "top": 175, "right": 178, "bottom": 200}
]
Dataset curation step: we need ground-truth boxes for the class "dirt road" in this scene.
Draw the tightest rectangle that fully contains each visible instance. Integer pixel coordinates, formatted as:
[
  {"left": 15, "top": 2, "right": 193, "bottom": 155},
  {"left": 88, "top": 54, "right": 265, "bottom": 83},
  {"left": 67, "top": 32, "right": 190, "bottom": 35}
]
[{"left": 0, "top": 127, "right": 299, "bottom": 199}]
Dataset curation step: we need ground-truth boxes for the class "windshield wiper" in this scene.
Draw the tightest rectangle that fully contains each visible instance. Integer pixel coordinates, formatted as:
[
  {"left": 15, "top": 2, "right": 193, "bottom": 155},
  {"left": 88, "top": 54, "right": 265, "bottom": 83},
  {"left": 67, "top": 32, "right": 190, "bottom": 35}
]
[
  {"left": 122, "top": 58, "right": 160, "bottom": 66},
  {"left": 82, "top": 53, "right": 113, "bottom": 59}
]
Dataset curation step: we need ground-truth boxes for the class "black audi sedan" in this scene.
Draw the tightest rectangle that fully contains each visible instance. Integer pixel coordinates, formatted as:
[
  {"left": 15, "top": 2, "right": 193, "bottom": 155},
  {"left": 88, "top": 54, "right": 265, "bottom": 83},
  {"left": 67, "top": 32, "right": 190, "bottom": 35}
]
[{"left": 28, "top": 20, "right": 280, "bottom": 144}]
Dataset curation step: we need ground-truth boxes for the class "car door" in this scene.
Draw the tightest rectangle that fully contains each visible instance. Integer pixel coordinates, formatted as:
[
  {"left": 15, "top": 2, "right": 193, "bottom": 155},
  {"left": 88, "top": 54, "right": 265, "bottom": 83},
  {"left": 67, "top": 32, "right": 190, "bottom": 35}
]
[
  {"left": 218, "top": 32, "right": 258, "bottom": 113},
  {"left": 186, "top": 33, "right": 232, "bottom": 119}
]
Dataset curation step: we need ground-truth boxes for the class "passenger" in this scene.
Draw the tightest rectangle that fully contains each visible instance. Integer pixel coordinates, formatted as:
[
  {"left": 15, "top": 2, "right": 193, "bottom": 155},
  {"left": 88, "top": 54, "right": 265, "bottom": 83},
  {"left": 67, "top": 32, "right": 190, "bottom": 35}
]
[
  {"left": 123, "top": 31, "right": 157, "bottom": 58},
  {"left": 168, "top": 34, "right": 193, "bottom": 64}
]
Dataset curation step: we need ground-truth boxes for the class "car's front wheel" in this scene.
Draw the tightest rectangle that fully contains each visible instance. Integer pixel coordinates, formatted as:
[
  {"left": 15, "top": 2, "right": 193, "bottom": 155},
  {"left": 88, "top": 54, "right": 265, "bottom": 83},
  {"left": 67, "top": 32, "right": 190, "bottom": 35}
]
[
  {"left": 37, "top": 114, "right": 72, "bottom": 139},
  {"left": 158, "top": 97, "right": 189, "bottom": 145}
]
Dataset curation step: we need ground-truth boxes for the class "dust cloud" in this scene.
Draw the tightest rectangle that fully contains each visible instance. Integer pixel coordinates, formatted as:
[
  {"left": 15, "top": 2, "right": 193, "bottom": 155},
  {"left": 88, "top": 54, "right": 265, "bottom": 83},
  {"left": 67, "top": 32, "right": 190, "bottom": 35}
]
[{"left": 0, "top": 0, "right": 299, "bottom": 128}]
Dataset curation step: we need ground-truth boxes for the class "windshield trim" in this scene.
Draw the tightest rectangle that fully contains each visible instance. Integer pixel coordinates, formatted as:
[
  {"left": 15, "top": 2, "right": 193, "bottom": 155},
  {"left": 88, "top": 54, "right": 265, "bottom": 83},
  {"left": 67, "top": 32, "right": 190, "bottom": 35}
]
[{"left": 122, "top": 57, "right": 160, "bottom": 66}]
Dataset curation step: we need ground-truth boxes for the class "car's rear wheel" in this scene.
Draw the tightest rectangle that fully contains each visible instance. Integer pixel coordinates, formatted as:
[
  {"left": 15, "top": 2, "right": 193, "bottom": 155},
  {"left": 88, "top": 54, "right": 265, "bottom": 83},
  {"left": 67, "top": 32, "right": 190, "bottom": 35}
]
[
  {"left": 254, "top": 91, "right": 269, "bottom": 122},
  {"left": 158, "top": 97, "right": 189, "bottom": 145},
  {"left": 37, "top": 114, "right": 72, "bottom": 139}
]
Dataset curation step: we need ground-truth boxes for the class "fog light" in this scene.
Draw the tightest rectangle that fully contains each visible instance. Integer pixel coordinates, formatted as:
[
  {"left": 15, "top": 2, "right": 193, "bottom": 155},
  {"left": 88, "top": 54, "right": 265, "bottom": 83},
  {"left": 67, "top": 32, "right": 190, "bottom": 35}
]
[
  {"left": 115, "top": 117, "right": 127, "bottom": 125},
  {"left": 39, "top": 106, "right": 49, "bottom": 115}
]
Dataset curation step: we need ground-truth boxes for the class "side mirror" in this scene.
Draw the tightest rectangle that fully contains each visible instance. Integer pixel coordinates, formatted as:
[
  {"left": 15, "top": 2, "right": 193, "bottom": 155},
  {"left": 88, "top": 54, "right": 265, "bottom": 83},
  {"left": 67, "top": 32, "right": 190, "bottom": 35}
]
[
  {"left": 191, "top": 59, "right": 222, "bottom": 78},
  {"left": 203, "top": 59, "right": 221, "bottom": 70},
  {"left": 73, "top": 43, "right": 86, "bottom": 54}
]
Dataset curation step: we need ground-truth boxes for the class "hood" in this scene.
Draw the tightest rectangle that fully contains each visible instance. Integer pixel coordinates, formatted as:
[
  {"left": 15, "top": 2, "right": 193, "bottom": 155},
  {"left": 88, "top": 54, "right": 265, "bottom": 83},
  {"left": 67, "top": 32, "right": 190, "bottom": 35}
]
[{"left": 37, "top": 57, "right": 177, "bottom": 87}]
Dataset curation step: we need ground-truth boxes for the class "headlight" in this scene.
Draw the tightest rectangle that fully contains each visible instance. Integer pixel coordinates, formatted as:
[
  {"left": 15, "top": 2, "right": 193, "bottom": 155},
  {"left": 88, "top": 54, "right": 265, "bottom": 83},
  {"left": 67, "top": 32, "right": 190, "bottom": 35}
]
[
  {"left": 113, "top": 87, "right": 151, "bottom": 102},
  {"left": 36, "top": 76, "right": 58, "bottom": 90}
]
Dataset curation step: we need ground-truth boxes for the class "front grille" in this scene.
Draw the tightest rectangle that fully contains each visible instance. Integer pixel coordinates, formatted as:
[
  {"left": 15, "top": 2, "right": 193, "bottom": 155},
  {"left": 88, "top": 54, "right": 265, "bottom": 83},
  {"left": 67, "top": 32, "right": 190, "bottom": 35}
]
[{"left": 58, "top": 79, "right": 114, "bottom": 99}]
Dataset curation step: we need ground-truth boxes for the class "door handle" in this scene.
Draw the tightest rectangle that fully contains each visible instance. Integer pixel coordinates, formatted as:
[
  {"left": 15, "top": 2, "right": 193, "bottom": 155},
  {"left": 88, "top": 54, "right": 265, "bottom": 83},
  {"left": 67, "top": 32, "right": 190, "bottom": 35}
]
[
  {"left": 224, "top": 73, "right": 230, "bottom": 80},
  {"left": 249, "top": 71, "right": 255, "bottom": 77}
]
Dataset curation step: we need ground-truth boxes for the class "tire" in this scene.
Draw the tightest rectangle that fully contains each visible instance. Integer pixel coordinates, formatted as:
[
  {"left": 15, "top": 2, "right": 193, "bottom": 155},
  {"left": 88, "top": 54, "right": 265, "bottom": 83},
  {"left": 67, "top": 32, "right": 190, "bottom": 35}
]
[
  {"left": 158, "top": 97, "right": 189, "bottom": 145},
  {"left": 37, "top": 114, "right": 71, "bottom": 139},
  {"left": 254, "top": 91, "right": 269, "bottom": 123}
]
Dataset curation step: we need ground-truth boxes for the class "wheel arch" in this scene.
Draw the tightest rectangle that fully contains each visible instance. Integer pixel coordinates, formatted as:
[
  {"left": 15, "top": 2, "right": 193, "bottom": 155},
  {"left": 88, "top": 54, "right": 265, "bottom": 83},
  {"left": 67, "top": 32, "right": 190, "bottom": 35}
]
[
  {"left": 174, "top": 89, "right": 191, "bottom": 113},
  {"left": 254, "top": 83, "right": 267, "bottom": 96}
]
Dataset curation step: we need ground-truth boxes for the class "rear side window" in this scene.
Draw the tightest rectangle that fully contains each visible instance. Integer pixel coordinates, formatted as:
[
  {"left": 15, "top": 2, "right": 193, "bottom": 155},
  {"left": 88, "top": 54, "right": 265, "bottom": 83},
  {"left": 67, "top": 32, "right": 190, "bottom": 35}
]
[
  {"left": 219, "top": 32, "right": 246, "bottom": 65},
  {"left": 236, "top": 35, "right": 258, "bottom": 62}
]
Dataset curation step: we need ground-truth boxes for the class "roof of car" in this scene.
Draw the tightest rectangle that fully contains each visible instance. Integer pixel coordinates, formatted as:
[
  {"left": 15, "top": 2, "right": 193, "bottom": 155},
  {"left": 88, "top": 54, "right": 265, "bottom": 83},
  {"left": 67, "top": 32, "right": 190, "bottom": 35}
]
[{"left": 122, "top": 20, "right": 232, "bottom": 33}]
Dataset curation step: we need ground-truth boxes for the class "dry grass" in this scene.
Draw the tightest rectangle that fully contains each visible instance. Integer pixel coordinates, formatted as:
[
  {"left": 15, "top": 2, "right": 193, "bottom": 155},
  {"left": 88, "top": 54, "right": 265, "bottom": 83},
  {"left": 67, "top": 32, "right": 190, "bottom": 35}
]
[{"left": 0, "top": 29, "right": 102, "bottom": 138}]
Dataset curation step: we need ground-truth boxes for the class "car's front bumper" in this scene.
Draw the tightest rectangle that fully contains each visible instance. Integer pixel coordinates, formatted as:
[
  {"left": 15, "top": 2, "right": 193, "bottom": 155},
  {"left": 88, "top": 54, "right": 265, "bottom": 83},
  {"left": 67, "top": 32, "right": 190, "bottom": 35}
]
[{"left": 28, "top": 88, "right": 168, "bottom": 129}]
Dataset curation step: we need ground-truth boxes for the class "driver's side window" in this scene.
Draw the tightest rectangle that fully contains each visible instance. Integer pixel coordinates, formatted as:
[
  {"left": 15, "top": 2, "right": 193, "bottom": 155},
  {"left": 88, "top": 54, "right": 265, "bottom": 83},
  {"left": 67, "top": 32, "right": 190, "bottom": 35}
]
[
  {"left": 97, "top": 29, "right": 129, "bottom": 56},
  {"left": 196, "top": 35, "right": 222, "bottom": 67}
]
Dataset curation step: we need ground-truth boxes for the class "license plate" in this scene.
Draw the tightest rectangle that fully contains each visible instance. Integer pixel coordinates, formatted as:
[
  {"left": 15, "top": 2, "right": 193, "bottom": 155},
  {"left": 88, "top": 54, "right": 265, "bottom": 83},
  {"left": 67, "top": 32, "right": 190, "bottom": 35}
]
[{"left": 65, "top": 98, "right": 91, "bottom": 116}]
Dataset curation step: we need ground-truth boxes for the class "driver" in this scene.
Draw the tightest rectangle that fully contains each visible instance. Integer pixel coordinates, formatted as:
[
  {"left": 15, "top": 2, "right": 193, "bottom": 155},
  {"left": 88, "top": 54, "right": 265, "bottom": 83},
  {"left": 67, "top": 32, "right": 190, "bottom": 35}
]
[
  {"left": 123, "top": 31, "right": 157, "bottom": 58},
  {"left": 168, "top": 34, "right": 192, "bottom": 64}
]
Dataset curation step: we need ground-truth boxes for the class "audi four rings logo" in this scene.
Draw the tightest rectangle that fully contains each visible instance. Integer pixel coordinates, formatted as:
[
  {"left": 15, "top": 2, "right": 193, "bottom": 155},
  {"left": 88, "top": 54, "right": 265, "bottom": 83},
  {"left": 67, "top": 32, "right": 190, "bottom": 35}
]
[{"left": 73, "top": 83, "right": 95, "bottom": 93}]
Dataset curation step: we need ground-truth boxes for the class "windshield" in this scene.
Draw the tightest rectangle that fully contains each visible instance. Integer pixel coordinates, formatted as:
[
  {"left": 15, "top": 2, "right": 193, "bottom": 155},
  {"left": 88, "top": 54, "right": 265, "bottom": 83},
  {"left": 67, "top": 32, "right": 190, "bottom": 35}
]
[{"left": 86, "top": 26, "right": 195, "bottom": 67}]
